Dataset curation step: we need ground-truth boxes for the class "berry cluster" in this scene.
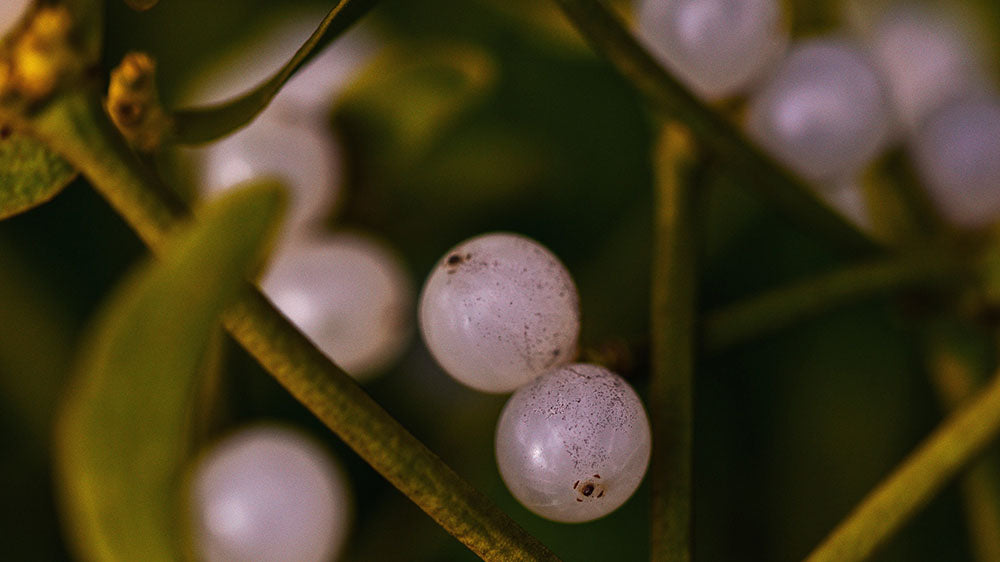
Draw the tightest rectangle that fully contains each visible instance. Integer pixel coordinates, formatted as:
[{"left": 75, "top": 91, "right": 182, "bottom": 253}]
[
  {"left": 182, "top": 11, "right": 413, "bottom": 383},
  {"left": 182, "top": 15, "right": 411, "bottom": 562},
  {"left": 638, "top": 0, "right": 1000, "bottom": 229},
  {"left": 420, "top": 233, "right": 651, "bottom": 522}
]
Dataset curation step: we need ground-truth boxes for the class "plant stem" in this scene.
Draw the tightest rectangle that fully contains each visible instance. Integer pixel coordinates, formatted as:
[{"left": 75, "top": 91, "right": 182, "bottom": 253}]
[
  {"left": 805, "top": 369, "right": 1000, "bottom": 562},
  {"left": 552, "top": 0, "right": 877, "bottom": 254},
  {"left": 924, "top": 325, "right": 1000, "bottom": 562},
  {"left": 650, "top": 124, "right": 698, "bottom": 562},
  {"left": 701, "top": 248, "right": 972, "bottom": 352},
  {"left": 29, "top": 91, "right": 559, "bottom": 562}
]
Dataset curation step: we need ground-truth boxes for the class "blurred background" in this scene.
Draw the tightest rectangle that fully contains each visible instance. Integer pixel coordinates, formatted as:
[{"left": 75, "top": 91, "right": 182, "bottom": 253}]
[{"left": 3, "top": 0, "right": 1000, "bottom": 560}]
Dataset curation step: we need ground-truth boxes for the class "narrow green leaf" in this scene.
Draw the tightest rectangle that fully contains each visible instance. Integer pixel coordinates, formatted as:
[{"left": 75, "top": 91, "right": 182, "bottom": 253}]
[
  {"left": 0, "top": 130, "right": 76, "bottom": 220},
  {"left": 172, "top": 0, "right": 377, "bottom": 145},
  {"left": 55, "top": 182, "right": 284, "bottom": 562}
]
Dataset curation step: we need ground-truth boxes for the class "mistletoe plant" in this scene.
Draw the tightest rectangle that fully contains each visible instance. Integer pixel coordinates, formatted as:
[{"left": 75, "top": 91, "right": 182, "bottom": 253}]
[{"left": 3, "top": 0, "right": 1000, "bottom": 561}]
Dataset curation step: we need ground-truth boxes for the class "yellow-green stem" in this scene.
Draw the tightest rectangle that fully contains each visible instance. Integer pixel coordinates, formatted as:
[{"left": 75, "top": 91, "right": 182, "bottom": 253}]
[
  {"left": 805, "top": 370, "right": 1000, "bottom": 562},
  {"left": 925, "top": 327, "right": 1000, "bottom": 562},
  {"left": 650, "top": 124, "right": 698, "bottom": 562},
  {"left": 28, "top": 91, "right": 559, "bottom": 562}
]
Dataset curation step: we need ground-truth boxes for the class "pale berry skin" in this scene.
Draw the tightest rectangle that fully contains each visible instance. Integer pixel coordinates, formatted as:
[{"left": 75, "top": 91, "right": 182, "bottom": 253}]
[
  {"left": 419, "top": 233, "right": 580, "bottom": 394},
  {"left": 637, "top": 0, "right": 787, "bottom": 100},
  {"left": 869, "top": 6, "right": 987, "bottom": 132},
  {"left": 0, "top": 0, "right": 31, "bottom": 39},
  {"left": 911, "top": 96, "right": 1000, "bottom": 228},
  {"left": 189, "top": 424, "right": 351, "bottom": 562},
  {"left": 197, "top": 113, "right": 341, "bottom": 237},
  {"left": 261, "top": 232, "right": 414, "bottom": 380},
  {"left": 495, "top": 364, "right": 651, "bottom": 523},
  {"left": 746, "top": 39, "right": 892, "bottom": 183}
]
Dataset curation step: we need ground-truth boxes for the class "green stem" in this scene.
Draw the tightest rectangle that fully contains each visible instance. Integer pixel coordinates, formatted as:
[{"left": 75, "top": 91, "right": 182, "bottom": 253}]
[
  {"left": 924, "top": 325, "right": 1000, "bottom": 562},
  {"left": 650, "top": 124, "right": 698, "bottom": 562},
  {"left": 702, "top": 248, "right": 971, "bottom": 352},
  {"left": 29, "top": 91, "right": 559, "bottom": 562},
  {"left": 552, "top": 0, "right": 877, "bottom": 253},
  {"left": 805, "top": 369, "right": 1000, "bottom": 562}
]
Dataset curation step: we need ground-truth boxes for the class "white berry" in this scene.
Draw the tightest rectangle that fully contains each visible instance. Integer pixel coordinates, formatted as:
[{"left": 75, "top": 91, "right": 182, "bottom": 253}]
[
  {"left": 189, "top": 424, "right": 351, "bottom": 562},
  {"left": 261, "top": 231, "right": 414, "bottom": 380},
  {"left": 195, "top": 114, "right": 341, "bottom": 236},
  {"left": 911, "top": 96, "right": 1000, "bottom": 228},
  {"left": 0, "top": 0, "right": 31, "bottom": 40},
  {"left": 868, "top": 6, "right": 987, "bottom": 132},
  {"left": 419, "top": 233, "right": 580, "bottom": 393},
  {"left": 495, "top": 363, "right": 651, "bottom": 523},
  {"left": 746, "top": 39, "right": 891, "bottom": 182},
  {"left": 636, "top": 0, "right": 787, "bottom": 100}
]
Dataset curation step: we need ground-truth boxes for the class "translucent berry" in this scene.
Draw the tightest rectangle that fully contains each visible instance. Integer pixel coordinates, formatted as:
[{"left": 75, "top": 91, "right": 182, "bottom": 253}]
[
  {"left": 869, "top": 6, "right": 987, "bottom": 131},
  {"left": 636, "top": 0, "right": 787, "bottom": 100},
  {"left": 196, "top": 114, "right": 341, "bottom": 236},
  {"left": 0, "top": 0, "right": 31, "bottom": 40},
  {"left": 495, "top": 364, "right": 651, "bottom": 522},
  {"left": 189, "top": 424, "right": 351, "bottom": 562},
  {"left": 911, "top": 96, "right": 1000, "bottom": 228},
  {"left": 419, "top": 233, "right": 580, "bottom": 393},
  {"left": 261, "top": 232, "right": 413, "bottom": 379},
  {"left": 746, "top": 39, "right": 891, "bottom": 182}
]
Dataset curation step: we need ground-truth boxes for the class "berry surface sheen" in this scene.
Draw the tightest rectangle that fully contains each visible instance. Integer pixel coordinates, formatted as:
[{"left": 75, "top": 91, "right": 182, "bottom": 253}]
[
  {"left": 746, "top": 39, "right": 891, "bottom": 183},
  {"left": 261, "top": 232, "right": 413, "bottom": 379},
  {"left": 495, "top": 364, "right": 651, "bottom": 523},
  {"left": 637, "top": 0, "right": 787, "bottom": 100},
  {"left": 419, "top": 233, "right": 580, "bottom": 393},
  {"left": 189, "top": 424, "right": 351, "bottom": 562},
  {"left": 912, "top": 96, "right": 1000, "bottom": 228}
]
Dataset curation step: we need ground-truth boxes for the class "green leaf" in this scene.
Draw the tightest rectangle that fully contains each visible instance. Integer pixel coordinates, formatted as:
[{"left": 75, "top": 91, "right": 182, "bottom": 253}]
[
  {"left": 55, "top": 182, "right": 284, "bottom": 562},
  {"left": 172, "top": 0, "right": 377, "bottom": 145},
  {"left": 0, "top": 130, "right": 76, "bottom": 220}
]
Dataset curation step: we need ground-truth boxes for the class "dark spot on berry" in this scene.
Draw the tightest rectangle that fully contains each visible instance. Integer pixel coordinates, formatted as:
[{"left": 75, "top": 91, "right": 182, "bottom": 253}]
[
  {"left": 573, "top": 480, "right": 579, "bottom": 489},
  {"left": 576, "top": 498, "right": 583, "bottom": 502},
  {"left": 594, "top": 474, "right": 601, "bottom": 478},
  {"left": 597, "top": 490, "right": 605, "bottom": 498},
  {"left": 446, "top": 254, "right": 463, "bottom": 266},
  {"left": 581, "top": 484, "right": 594, "bottom": 497}
]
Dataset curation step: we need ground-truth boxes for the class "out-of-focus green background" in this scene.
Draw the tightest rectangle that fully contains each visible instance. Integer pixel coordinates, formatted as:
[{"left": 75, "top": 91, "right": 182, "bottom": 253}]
[{"left": 3, "top": 0, "right": 1000, "bottom": 560}]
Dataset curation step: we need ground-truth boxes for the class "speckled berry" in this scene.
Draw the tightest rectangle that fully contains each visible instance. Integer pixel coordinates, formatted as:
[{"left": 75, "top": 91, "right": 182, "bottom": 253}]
[
  {"left": 419, "top": 233, "right": 580, "bottom": 393},
  {"left": 495, "top": 363, "right": 651, "bottom": 522}
]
